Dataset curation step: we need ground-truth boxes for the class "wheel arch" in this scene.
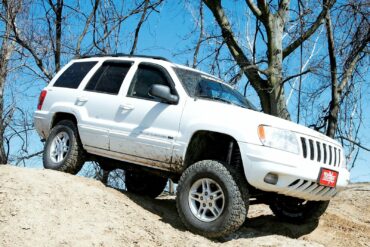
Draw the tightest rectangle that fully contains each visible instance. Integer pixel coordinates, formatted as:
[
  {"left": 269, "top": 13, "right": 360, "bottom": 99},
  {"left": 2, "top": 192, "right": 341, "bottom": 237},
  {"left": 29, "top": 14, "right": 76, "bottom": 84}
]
[
  {"left": 183, "top": 130, "right": 244, "bottom": 172},
  {"left": 51, "top": 112, "right": 78, "bottom": 128}
]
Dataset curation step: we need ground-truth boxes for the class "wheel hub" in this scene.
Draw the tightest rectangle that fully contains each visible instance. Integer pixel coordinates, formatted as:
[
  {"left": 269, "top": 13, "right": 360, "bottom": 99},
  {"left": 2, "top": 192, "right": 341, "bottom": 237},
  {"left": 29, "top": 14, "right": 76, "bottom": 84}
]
[
  {"left": 188, "top": 178, "right": 225, "bottom": 222},
  {"left": 49, "top": 131, "right": 70, "bottom": 163}
]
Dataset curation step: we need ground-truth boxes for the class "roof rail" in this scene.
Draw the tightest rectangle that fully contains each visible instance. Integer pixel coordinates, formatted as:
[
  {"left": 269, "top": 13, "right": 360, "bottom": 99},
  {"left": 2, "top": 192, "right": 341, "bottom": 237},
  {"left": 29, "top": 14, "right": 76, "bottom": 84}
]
[{"left": 78, "top": 53, "right": 170, "bottom": 62}]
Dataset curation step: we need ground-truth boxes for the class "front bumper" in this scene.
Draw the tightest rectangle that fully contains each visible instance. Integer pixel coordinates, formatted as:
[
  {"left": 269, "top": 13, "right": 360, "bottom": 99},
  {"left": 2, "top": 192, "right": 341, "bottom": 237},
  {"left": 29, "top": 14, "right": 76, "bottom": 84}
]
[{"left": 238, "top": 142, "right": 350, "bottom": 201}]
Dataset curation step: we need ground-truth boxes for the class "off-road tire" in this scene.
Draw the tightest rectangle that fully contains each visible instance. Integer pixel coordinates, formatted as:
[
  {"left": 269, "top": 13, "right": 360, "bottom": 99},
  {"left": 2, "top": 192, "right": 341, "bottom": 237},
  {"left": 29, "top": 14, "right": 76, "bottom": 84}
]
[
  {"left": 176, "top": 160, "right": 247, "bottom": 238},
  {"left": 125, "top": 171, "right": 167, "bottom": 198},
  {"left": 43, "top": 120, "right": 85, "bottom": 174},
  {"left": 269, "top": 195, "right": 329, "bottom": 223}
]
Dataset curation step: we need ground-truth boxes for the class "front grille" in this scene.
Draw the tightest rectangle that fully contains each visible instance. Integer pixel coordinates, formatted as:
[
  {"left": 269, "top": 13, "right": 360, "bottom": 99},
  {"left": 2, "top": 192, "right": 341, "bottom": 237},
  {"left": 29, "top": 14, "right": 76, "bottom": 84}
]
[{"left": 300, "top": 136, "right": 342, "bottom": 167}]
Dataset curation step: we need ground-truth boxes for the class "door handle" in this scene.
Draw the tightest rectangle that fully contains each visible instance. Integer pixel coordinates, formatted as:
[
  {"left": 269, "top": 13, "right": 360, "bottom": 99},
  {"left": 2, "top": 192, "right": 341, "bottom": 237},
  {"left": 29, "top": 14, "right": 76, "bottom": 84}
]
[
  {"left": 77, "top": 96, "right": 88, "bottom": 102},
  {"left": 119, "top": 103, "right": 134, "bottom": 110}
]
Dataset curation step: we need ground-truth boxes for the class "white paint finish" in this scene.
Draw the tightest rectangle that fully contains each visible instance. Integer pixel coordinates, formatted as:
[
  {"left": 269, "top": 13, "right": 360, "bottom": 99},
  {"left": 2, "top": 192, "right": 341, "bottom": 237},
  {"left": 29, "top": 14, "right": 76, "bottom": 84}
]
[
  {"left": 108, "top": 62, "right": 186, "bottom": 167},
  {"left": 238, "top": 141, "right": 350, "bottom": 200},
  {"left": 108, "top": 98, "right": 183, "bottom": 166},
  {"left": 34, "top": 55, "right": 350, "bottom": 201}
]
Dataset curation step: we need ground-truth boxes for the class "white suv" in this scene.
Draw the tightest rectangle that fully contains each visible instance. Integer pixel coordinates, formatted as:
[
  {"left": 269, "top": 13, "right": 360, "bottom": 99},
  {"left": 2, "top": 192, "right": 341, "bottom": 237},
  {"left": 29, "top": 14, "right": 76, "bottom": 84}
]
[{"left": 34, "top": 54, "right": 350, "bottom": 238}]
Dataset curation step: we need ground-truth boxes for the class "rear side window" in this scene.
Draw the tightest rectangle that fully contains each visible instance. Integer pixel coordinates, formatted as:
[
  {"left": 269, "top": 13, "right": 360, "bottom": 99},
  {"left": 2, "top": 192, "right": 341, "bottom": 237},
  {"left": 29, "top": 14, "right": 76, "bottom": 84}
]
[
  {"left": 127, "top": 63, "right": 173, "bottom": 100},
  {"left": 85, "top": 61, "right": 132, "bottom": 95},
  {"left": 53, "top": 61, "right": 97, "bottom": 89}
]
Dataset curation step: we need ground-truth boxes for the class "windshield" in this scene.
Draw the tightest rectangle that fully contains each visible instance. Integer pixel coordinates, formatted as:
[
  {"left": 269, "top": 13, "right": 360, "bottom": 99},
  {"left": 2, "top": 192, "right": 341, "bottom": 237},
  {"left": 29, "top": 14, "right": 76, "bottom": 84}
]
[{"left": 174, "top": 67, "right": 256, "bottom": 110}]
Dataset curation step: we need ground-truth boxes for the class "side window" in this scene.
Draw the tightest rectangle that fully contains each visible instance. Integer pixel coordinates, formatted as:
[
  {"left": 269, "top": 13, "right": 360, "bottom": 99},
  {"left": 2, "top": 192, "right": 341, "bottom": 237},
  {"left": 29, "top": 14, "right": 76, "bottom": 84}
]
[
  {"left": 127, "top": 64, "right": 173, "bottom": 100},
  {"left": 85, "top": 61, "right": 132, "bottom": 95},
  {"left": 53, "top": 61, "right": 97, "bottom": 89}
]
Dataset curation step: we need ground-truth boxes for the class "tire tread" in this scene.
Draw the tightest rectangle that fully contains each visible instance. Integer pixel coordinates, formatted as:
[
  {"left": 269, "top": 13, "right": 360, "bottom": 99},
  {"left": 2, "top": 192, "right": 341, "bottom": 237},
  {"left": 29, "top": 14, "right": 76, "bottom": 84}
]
[
  {"left": 43, "top": 120, "right": 85, "bottom": 174},
  {"left": 176, "top": 160, "right": 247, "bottom": 238}
]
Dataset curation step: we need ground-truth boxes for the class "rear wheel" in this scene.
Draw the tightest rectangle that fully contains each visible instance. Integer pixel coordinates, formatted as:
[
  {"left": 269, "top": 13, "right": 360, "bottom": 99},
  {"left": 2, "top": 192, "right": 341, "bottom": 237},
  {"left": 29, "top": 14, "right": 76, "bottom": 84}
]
[
  {"left": 176, "top": 160, "right": 247, "bottom": 238},
  {"left": 125, "top": 171, "right": 167, "bottom": 198},
  {"left": 269, "top": 195, "right": 329, "bottom": 223},
  {"left": 43, "top": 120, "right": 85, "bottom": 174}
]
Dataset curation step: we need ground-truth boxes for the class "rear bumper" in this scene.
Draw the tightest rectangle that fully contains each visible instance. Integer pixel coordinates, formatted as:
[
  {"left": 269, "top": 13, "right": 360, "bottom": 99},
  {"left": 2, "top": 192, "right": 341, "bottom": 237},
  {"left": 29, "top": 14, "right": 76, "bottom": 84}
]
[
  {"left": 34, "top": 111, "right": 51, "bottom": 139},
  {"left": 238, "top": 142, "right": 350, "bottom": 201}
]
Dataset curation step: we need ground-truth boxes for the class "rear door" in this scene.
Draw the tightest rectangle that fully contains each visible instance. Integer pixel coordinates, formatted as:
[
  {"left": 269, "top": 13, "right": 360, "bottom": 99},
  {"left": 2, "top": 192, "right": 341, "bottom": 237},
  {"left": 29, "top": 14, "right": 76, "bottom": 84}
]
[
  {"left": 109, "top": 62, "right": 184, "bottom": 168},
  {"left": 46, "top": 60, "right": 98, "bottom": 134},
  {"left": 77, "top": 60, "right": 134, "bottom": 150}
]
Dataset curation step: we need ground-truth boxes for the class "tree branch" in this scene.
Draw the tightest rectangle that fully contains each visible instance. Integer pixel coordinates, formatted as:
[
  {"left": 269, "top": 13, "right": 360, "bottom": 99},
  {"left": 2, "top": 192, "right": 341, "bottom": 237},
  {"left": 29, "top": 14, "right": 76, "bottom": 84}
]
[
  {"left": 75, "top": 0, "right": 100, "bottom": 56},
  {"left": 193, "top": 0, "right": 204, "bottom": 68},
  {"left": 202, "top": 0, "right": 265, "bottom": 84},
  {"left": 340, "top": 136, "right": 370, "bottom": 152},
  {"left": 281, "top": 68, "right": 312, "bottom": 84},
  {"left": 130, "top": 0, "right": 150, "bottom": 55},
  {"left": 283, "top": 0, "right": 335, "bottom": 59},
  {"left": 203, "top": 0, "right": 271, "bottom": 113},
  {"left": 10, "top": 15, "right": 52, "bottom": 80},
  {"left": 15, "top": 151, "right": 43, "bottom": 166},
  {"left": 338, "top": 19, "right": 370, "bottom": 93},
  {"left": 245, "top": 0, "right": 262, "bottom": 17}
]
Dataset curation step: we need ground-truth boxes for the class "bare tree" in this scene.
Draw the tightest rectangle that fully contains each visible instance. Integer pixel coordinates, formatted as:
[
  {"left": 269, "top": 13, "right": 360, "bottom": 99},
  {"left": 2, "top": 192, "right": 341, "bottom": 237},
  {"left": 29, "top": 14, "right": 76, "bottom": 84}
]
[
  {"left": 201, "top": 0, "right": 336, "bottom": 119},
  {"left": 324, "top": 3, "right": 370, "bottom": 138},
  {"left": 0, "top": 0, "right": 21, "bottom": 164}
]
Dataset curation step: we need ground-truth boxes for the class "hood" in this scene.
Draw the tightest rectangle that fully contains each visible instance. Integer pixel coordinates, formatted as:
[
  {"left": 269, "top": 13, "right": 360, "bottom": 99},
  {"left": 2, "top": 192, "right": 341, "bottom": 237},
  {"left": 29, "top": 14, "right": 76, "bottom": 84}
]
[{"left": 184, "top": 98, "right": 340, "bottom": 147}]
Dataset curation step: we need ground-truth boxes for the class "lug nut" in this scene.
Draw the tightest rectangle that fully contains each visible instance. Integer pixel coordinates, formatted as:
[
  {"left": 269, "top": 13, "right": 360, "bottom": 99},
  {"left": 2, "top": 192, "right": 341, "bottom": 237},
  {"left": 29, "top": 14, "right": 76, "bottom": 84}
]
[
  {"left": 205, "top": 192, "right": 208, "bottom": 196},
  {"left": 209, "top": 203, "right": 212, "bottom": 207},
  {"left": 200, "top": 196, "right": 203, "bottom": 200},
  {"left": 210, "top": 196, "right": 213, "bottom": 200},
  {"left": 203, "top": 203, "right": 206, "bottom": 207}
]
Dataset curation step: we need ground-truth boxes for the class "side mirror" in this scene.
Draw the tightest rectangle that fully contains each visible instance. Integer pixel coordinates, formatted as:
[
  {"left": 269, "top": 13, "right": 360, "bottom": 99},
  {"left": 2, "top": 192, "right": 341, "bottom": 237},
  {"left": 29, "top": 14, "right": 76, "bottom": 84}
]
[{"left": 149, "top": 84, "right": 179, "bottom": 104}]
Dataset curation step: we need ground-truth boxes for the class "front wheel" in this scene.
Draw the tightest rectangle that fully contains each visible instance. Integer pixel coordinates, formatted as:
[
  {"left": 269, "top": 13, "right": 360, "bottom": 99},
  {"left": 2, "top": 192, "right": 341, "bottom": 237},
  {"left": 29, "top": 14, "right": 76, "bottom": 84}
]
[
  {"left": 269, "top": 195, "right": 329, "bottom": 223},
  {"left": 43, "top": 120, "right": 85, "bottom": 174},
  {"left": 176, "top": 160, "right": 247, "bottom": 238}
]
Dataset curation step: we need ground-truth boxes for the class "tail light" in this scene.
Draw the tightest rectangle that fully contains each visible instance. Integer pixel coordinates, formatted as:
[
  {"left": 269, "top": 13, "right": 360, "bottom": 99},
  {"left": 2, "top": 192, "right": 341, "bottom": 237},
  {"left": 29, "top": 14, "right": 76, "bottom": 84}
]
[{"left": 37, "top": 90, "right": 47, "bottom": 110}]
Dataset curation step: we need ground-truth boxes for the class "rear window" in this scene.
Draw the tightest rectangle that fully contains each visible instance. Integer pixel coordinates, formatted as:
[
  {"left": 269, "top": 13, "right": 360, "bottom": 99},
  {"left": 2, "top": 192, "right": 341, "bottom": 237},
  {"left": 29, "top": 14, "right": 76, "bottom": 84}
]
[{"left": 53, "top": 61, "right": 97, "bottom": 89}]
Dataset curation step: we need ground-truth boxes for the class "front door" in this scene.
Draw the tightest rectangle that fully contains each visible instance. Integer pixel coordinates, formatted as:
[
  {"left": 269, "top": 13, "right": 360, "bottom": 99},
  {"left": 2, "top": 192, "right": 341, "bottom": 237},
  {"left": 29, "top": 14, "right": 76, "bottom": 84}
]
[{"left": 109, "top": 63, "right": 183, "bottom": 169}]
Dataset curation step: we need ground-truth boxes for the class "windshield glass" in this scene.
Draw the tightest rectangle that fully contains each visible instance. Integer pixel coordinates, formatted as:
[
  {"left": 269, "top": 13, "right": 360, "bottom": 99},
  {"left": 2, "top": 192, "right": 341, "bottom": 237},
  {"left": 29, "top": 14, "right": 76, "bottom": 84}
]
[{"left": 174, "top": 67, "right": 256, "bottom": 110}]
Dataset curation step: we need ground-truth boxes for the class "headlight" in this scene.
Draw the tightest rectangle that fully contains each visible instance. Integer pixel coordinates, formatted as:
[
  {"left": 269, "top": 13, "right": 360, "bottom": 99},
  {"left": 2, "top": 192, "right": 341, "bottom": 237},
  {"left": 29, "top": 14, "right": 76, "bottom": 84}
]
[{"left": 257, "top": 125, "right": 300, "bottom": 154}]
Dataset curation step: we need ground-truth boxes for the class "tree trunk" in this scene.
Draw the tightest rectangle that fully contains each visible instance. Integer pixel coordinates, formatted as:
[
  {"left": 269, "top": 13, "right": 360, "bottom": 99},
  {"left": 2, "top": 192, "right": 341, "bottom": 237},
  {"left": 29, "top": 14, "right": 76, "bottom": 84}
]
[
  {"left": 324, "top": 6, "right": 369, "bottom": 138},
  {"left": 266, "top": 14, "right": 290, "bottom": 120},
  {"left": 203, "top": 0, "right": 290, "bottom": 120},
  {"left": 324, "top": 10, "right": 339, "bottom": 138},
  {"left": 203, "top": 0, "right": 272, "bottom": 116},
  {"left": 0, "top": 1, "right": 17, "bottom": 164},
  {"left": 54, "top": 0, "right": 63, "bottom": 72}
]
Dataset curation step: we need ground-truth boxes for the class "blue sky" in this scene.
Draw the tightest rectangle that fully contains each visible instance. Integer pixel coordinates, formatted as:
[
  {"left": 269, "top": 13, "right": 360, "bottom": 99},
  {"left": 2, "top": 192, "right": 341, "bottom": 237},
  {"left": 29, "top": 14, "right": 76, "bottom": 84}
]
[{"left": 3, "top": 0, "right": 369, "bottom": 182}]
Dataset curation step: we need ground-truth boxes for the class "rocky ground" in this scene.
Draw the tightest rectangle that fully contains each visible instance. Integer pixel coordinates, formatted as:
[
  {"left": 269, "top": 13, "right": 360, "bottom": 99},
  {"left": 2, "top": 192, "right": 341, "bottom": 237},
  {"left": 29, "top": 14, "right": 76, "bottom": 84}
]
[{"left": 0, "top": 165, "right": 369, "bottom": 247}]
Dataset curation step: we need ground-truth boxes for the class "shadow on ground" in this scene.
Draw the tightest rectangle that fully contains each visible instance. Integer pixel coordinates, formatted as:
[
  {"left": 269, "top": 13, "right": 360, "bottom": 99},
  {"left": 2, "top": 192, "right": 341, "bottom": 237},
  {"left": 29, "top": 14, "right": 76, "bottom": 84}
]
[{"left": 122, "top": 190, "right": 319, "bottom": 241}]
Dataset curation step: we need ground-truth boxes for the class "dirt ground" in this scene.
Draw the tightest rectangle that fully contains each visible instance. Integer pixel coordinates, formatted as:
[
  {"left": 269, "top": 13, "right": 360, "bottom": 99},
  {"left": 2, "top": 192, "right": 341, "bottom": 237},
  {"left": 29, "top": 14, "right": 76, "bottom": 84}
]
[{"left": 0, "top": 165, "right": 369, "bottom": 247}]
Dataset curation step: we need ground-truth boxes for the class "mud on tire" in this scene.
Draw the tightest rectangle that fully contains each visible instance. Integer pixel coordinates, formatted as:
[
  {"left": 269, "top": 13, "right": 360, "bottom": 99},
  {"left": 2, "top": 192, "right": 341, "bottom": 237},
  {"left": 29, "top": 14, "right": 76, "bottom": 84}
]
[
  {"left": 176, "top": 160, "right": 247, "bottom": 238},
  {"left": 43, "top": 120, "right": 85, "bottom": 174}
]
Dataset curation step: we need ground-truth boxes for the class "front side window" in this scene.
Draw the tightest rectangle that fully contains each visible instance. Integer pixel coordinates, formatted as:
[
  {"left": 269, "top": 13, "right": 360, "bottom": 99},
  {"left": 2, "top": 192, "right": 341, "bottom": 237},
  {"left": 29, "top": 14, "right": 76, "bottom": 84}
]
[
  {"left": 53, "top": 61, "right": 97, "bottom": 89},
  {"left": 127, "top": 63, "right": 174, "bottom": 100},
  {"left": 85, "top": 61, "right": 132, "bottom": 94}
]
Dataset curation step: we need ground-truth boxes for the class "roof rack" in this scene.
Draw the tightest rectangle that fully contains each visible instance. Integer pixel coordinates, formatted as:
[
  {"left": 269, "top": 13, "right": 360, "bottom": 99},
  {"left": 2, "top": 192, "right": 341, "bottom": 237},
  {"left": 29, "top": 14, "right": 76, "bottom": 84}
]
[{"left": 78, "top": 53, "right": 170, "bottom": 62}]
